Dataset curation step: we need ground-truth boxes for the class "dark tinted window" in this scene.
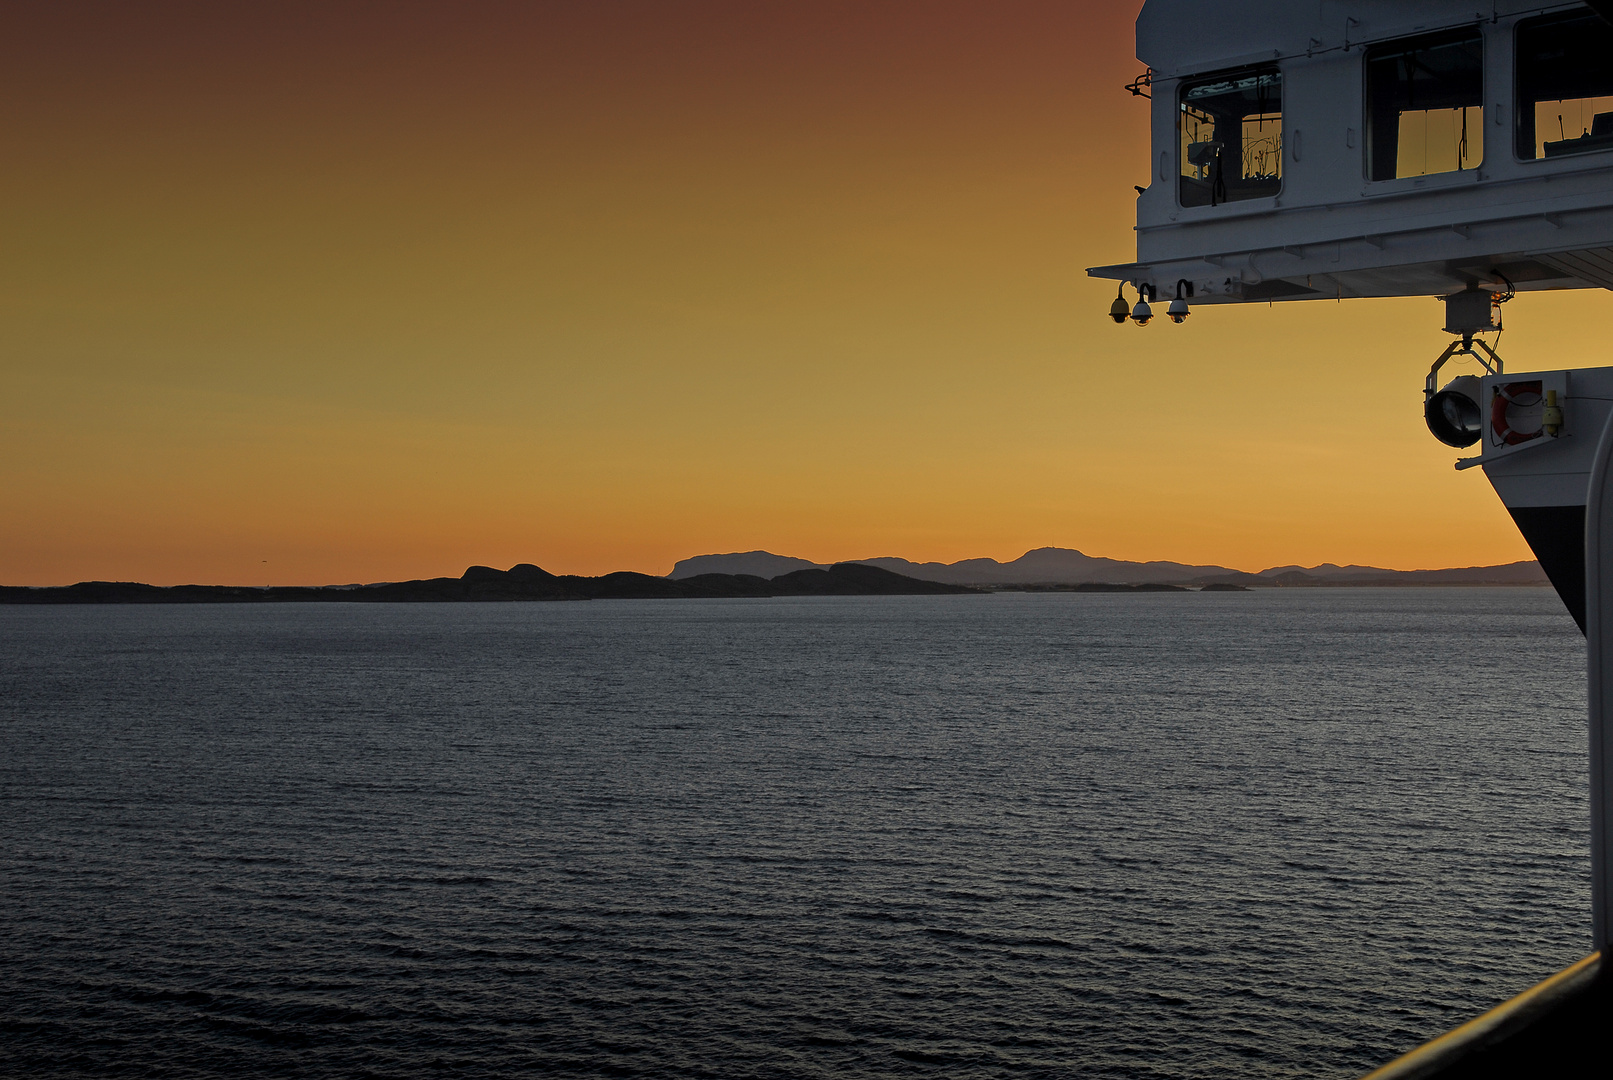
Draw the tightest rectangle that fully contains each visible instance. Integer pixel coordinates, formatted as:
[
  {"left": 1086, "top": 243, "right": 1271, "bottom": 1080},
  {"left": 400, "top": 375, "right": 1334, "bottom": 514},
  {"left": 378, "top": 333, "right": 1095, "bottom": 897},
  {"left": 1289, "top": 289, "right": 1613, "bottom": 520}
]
[
  {"left": 1516, "top": 9, "right": 1613, "bottom": 160},
  {"left": 1365, "top": 29, "right": 1483, "bottom": 181},
  {"left": 1178, "top": 67, "right": 1282, "bottom": 207}
]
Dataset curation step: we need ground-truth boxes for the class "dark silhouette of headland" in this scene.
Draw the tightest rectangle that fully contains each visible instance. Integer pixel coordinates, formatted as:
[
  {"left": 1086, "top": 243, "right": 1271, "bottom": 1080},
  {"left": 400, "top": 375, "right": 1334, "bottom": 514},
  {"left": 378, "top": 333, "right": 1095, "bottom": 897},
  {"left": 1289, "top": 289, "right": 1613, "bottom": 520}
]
[
  {"left": 0, "top": 562, "right": 977, "bottom": 604},
  {"left": 0, "top": 546, "right": 1550, "bottom": 604}
]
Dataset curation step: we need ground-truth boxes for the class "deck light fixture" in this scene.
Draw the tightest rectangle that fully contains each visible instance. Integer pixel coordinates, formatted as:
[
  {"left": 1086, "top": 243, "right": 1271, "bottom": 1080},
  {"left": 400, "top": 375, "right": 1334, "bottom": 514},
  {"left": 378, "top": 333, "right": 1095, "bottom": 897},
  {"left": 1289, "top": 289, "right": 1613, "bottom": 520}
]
[
  {"left": 1425, "top": 375, "right": 1483, "bottom": 447},
  {"left": 1421, "top": 282, "right": 1513, "bottom": 447}
]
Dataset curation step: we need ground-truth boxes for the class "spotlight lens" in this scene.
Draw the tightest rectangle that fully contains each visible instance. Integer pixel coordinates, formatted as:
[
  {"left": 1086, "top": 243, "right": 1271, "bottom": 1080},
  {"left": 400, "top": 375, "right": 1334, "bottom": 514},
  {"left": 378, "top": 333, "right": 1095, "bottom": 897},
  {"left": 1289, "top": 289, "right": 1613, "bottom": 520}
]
[
  {"left": 1441, "top": 394, "right": 1480, "bottom": 431},
  {"left": 1425, "top": 389, "right": 1481, "bottom": 447}
]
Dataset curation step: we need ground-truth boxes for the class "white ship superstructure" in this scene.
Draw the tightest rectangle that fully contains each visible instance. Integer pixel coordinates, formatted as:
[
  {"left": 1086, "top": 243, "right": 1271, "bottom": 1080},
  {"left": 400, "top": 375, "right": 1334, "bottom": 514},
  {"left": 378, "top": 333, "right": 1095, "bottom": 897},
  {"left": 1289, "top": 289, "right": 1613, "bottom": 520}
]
[
  {"left": 1092, "top": 1, "right": 1613, "bottom": 306},
  {"left": 1089, "top": 3, "right": 1613, "bottom": 1074}
]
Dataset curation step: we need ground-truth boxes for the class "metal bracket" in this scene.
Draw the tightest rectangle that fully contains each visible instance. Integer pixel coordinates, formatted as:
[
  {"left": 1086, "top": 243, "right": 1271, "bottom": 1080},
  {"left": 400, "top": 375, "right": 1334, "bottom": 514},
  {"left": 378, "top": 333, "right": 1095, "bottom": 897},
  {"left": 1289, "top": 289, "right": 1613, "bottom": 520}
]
[
  {"left": 1425, "top": 338, "right": 1503, "bottom": 401},
  {"left": 1466, "top": 336, "right": 1504, "bottom": 375}
]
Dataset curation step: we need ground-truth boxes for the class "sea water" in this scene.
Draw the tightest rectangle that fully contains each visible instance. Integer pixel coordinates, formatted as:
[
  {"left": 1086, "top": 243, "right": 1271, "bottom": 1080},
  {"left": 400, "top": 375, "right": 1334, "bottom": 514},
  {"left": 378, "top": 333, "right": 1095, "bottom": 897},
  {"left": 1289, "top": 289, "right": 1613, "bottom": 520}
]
[{"left": 0, "top": 589, "right": 1589, "bottom": 1078}]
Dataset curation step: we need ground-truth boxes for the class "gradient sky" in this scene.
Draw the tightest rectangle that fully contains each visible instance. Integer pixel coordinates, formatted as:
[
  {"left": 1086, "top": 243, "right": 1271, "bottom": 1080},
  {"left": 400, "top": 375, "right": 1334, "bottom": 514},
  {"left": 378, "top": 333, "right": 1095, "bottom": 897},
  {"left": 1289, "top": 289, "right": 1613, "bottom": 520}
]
[{"left": 4, "top": 0, "right": 1605, "bottom": 586}]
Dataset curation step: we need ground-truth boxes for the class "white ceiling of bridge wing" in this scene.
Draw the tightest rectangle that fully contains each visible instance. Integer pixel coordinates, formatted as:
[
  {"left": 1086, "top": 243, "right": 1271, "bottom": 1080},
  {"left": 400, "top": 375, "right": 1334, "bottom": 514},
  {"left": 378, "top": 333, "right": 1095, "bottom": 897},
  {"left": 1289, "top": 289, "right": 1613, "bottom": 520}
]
[
  {"left": 1536, "top": 249, "right": 1613, "bottom": 290},
  {"left": 1136, "top": 1, "right": 1582, "bottom": 77}
]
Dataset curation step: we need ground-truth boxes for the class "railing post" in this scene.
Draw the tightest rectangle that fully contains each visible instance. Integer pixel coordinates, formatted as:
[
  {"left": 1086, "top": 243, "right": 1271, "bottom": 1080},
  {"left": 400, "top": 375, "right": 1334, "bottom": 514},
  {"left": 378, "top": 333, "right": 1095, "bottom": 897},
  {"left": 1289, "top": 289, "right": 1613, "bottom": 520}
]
[{"left": 1584, "top": 407, "right": 1613, "bottom": 952}]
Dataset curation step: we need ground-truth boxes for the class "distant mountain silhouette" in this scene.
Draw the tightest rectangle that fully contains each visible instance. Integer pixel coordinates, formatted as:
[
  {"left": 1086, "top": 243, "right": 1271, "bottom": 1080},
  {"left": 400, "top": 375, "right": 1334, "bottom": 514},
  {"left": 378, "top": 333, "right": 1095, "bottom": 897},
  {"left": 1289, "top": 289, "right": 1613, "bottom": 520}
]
[
  {"left": 1241, "top": 562, "right": 1547, "bottom": 587},
  {"left": 669, "top": 551, "right": 825, "bottom": 579},
  {"left": 671, "top": 548, "right": 1548, "bottom": 587},
  {"left": 0, "top": 562, "right": 977, "bottom": 604},
  {"left": 3, "top": 550, "right": 1550, "bottom": 605},
  {"left": 855, "top": 547, "right": 1236, "bottom": 585}
]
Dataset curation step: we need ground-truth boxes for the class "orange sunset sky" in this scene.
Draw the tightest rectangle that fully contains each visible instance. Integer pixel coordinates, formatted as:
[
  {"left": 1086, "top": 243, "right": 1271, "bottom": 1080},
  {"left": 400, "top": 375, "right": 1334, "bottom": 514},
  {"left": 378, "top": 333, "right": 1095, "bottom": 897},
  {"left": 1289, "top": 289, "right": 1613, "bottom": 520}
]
[{"left": 4, "top": 0, "right": 1607, "bottom": 586}]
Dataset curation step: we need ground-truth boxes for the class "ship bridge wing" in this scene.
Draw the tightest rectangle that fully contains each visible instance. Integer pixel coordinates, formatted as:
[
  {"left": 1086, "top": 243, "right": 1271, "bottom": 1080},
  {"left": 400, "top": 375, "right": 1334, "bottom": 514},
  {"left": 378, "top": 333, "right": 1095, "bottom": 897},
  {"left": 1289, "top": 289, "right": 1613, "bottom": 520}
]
[{"left": 1093, "top": 0, "right": 1613, "bottom": 304}]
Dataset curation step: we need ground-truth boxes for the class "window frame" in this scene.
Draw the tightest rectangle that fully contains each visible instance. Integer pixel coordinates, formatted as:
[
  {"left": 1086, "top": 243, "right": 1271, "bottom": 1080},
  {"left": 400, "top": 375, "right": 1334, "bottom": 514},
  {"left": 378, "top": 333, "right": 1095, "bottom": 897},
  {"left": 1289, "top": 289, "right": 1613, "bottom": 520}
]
[
  {"left": 1513, "top": 7, "right": 1613, "bottom": 164},
  {"left": 1175, "top": 63, "right": 1285, "bottom": 210},
  {"left": 1362, "top": 26, "right": 1486, "bottom": 184}
]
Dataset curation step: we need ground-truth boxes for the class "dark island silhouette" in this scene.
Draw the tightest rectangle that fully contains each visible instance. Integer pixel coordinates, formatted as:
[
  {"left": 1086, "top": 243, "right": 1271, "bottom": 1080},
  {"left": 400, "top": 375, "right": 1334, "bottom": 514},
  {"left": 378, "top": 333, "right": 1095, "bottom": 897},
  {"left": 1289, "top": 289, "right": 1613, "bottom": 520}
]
[
  {"left": 672, "top": 547, "right": 1550, "bottom": 588},
  {"left": 0, "top": 562, "right": 979, "bottom": 604},
  {"left": 0, "top": 546, "right": 1551, "bottom": 603}
]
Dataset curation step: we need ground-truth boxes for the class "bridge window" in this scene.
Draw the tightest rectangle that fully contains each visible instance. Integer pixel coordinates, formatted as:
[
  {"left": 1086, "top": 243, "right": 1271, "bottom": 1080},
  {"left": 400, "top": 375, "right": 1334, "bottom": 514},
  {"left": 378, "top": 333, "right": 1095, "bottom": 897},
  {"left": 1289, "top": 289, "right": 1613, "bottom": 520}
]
[
  {"left": 1178, "top": 67, "right": 1282, "bottom": 208},
  {"left": 1517, "top": 10, "right": 1613, "bottom": 161},
  {"left": 1366, "top": 29, "right": 1483, "bottom": 181}
]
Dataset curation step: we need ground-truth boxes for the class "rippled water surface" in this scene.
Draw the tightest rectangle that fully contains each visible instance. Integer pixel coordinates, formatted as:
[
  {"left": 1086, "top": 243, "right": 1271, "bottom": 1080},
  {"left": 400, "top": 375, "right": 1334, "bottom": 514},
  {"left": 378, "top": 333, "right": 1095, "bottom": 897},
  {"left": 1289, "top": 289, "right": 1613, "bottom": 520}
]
[{"left": 0, "top": 590, "right": 1591, "bottom": 1078}]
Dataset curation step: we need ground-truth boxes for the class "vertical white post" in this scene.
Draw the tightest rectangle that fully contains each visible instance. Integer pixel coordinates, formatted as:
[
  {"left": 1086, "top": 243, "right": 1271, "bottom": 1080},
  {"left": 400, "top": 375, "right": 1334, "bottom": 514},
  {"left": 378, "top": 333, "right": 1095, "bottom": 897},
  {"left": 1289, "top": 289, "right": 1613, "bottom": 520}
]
[{"left": 1584, "top": 407, "right": 1613, "bottom": 952}]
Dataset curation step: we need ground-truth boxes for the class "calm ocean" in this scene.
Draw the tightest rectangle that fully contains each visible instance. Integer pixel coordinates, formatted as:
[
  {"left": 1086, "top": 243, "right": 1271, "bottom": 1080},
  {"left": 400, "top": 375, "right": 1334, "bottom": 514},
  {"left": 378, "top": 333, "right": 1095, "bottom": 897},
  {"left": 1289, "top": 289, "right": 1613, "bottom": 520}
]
[{"left": 0, "top": 589, "right": 1589, "bottom": 1078}]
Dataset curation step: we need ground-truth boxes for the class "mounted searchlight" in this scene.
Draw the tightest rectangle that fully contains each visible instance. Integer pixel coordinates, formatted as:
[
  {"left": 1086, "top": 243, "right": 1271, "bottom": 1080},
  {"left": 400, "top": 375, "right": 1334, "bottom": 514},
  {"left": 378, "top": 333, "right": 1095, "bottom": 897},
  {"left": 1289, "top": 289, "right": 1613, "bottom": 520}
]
[
  {"left": 1425, "top": 374, "right": 1483, "bottom": 448},
  {"left": 1422, "top": 280, "right": 1514, "bottom": 447}
]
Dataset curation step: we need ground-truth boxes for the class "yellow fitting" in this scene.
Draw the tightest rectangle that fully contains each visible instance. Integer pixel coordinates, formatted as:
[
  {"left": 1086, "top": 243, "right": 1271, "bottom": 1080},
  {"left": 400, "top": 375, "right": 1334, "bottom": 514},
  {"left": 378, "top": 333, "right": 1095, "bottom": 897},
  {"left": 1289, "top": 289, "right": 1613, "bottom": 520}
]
[{"left": 1543, "top": 389, "right": 1563, "bottom": 437}]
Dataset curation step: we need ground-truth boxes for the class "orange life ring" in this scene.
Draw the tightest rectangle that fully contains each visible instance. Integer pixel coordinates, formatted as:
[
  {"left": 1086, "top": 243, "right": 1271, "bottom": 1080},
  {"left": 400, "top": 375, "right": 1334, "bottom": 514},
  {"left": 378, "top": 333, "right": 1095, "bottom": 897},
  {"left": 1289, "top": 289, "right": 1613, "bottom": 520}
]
[{"left": 1491, "top": 382, "right": 1544, "bottom": 446}]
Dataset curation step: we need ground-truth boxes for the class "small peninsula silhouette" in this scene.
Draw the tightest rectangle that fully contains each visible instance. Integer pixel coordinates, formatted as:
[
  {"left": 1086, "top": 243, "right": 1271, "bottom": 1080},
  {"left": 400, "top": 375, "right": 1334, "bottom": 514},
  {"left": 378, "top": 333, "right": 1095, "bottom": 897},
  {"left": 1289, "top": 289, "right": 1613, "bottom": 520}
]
[{"left": 0, "top": 562, "right": 978, "bottom": 604}]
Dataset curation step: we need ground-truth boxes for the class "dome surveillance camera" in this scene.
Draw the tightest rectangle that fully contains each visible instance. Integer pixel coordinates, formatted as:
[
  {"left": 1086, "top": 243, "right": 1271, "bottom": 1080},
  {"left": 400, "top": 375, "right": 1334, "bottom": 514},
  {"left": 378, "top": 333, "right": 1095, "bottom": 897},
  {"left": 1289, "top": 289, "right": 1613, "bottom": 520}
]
[
  {"left": 1109, "top": 283, "right": 1129, "bottom": 324},
  {"left": 1166, "top": 279, "right": 1193, "bottom": 323},
  {"left": 1130, "top": 283, "right": 1155, "bottom": 326}
]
